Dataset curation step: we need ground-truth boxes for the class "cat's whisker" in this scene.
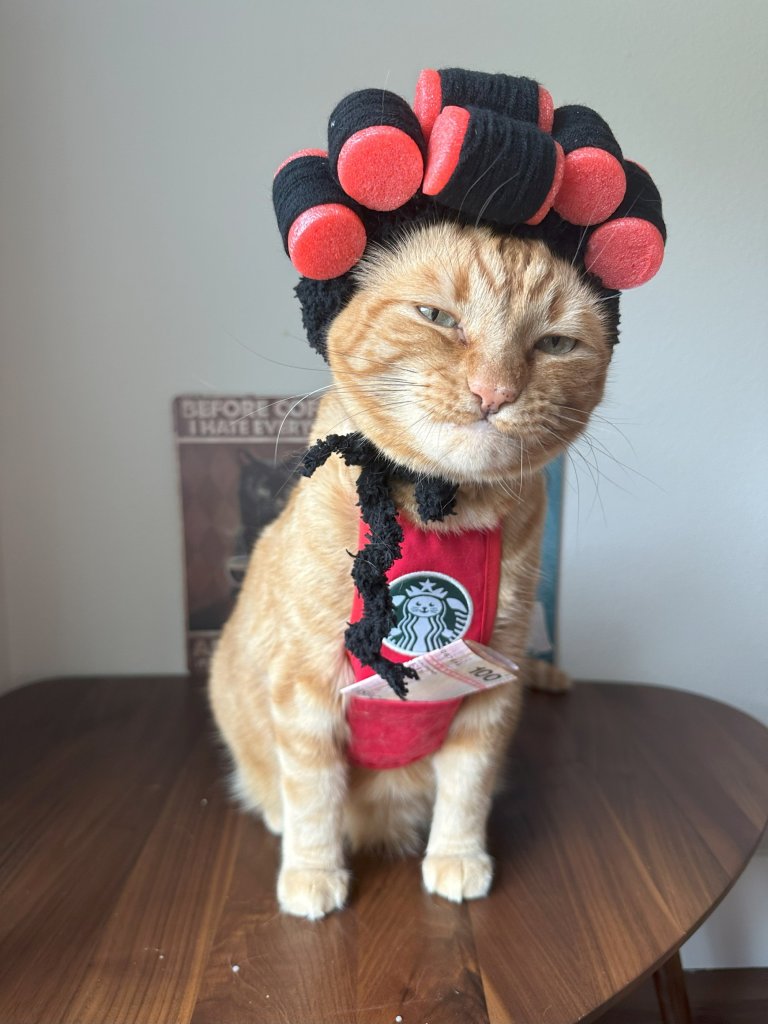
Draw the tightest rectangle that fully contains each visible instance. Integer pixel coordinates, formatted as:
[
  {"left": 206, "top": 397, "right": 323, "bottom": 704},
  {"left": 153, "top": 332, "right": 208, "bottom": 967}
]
[
  {"left": 495, "top": 476, "right": 521, "bottom": 503},
  {"left": 190, "top": 373, "right": 221, "bottom": 390},
  {"left": 540, "top": 418, "right": 635, "bottom": 508},
  {"left": 538, "top": 413, "right": 588, "bottom": 444},
  {"left": 223, "top": 329, "right": 424, "bottom": 382},
  {"left": 569, "top": 193, "right": 613, "bottom": 266},
  {"left": 229, "top": 387, "right": 335, "bottom": 427},
  {"left": 458, "top": 151, "right": 503, "bottom": 217},
  {"left": 517, "top": 437, "right": 525, "bottom": 497},
  {"left": 581, "top": 189, "right": 645, "bottom": 269},
  {"left": 331, "top": 384, "right": 418, "bottom": 408},
  {"left": 525, "top": 445, "right": 535, "bottom": 480},
  {"left": 270, "top": 458, "right": 312, "bottom": 502},
  {"left": 567, "top": 445, "right": 606, "bottom": 524},
  {"left": 545, "top": 415, "right": 624, "bottom": 466},
  {"left": 272, "top": 384, "right": 340, "bottom": 465},
  {"left": 571, "top": 434, "right": 649, "bottom": 498},
  {"left": 221, "top": 327, "right": 331, "bottom": 373},
  {"left": 343, "top": 352, "right": 421, "bottom": 374},
  {"left": 534, "top": 426, "right": 583, "bottom": 522},
  {"left": 525, "top": 428, "right": 578, "bottom": 512},
  {"left": 564, "top": 427, "right": 662, "bottom": 491},
  {"left": 558, "top": 405, "right": 639, "bottom": 453},
  {"left": 574, "top": 443, "right": 609, "bottom": 524},
  {"left": 567, "top": 447, "right": 583, "bottom": 526},
  {"left": 353, "top": 383, "right": 420, "bottom": 394},
  {"left": 357, "top": 343, "right": 454, "bottom": 389},
  {"left": 473, "top": 171, "right": 521, "bottom": 228},
  {"left": 385, "top": 407, "right": 438, "bottom": 456},
  {"left": 539, "top": 425, "right": 607, "bottom": 521}
]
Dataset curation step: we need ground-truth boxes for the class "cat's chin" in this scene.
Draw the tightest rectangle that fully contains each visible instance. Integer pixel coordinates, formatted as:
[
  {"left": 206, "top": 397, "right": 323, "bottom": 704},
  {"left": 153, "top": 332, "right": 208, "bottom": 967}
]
[{"left": 407, "top": 419, "right": 551, "bottom": 484}]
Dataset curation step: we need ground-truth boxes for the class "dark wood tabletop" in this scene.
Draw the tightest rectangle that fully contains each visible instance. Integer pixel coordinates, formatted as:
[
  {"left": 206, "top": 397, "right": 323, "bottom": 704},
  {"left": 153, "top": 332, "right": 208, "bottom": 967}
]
[{"left": 0, "top": 676, "right": 766, "bottom": 1024}]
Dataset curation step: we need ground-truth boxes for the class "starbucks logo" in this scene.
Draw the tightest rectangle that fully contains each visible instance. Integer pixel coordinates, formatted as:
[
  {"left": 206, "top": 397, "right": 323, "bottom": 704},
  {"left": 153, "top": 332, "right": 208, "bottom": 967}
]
[{"left": 385, "top": 571, "right": 473, "bottom": 656}]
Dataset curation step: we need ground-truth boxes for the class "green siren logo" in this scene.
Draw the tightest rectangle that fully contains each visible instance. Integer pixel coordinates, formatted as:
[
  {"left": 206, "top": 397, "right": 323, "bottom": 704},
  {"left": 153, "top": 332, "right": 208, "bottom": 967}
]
[{"left": 385, "top": 571, "right": 473, "bottom": 656}]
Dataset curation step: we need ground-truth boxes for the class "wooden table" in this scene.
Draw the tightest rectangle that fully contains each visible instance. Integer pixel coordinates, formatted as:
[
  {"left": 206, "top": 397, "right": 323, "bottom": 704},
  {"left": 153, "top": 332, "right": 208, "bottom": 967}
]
[{"left": 1, "top": 677, "right": 766, "bottom": 1024}]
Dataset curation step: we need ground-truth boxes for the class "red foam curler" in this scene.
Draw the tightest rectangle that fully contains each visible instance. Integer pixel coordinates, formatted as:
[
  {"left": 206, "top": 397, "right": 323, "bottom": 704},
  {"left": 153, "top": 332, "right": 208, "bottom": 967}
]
[
  {"left": 584, "top": 217, "right": 665, "bottom": 290},
  {"left": 413, "top": 68, "right": 444, "bottom": 141},
  {"left": 273, "top": 148, "right": 328, "bottom": 178},
  {"left": 337, "top": 125, "right": 424, "bottom": 211},
  {"left": 273, "top": 150, "right": 369, "bottom": 279},
  {"left": 537, "top": 84, "right": 554, "bottom": 133},
  {"left": 287, "top": 203, "right": 368, "bottom": 281},
  {"left": 422, "top": 105, "right": 471, "bottom": 196},
  {"left": 526, "top": 141, "right": 564, "bottom": 224},
  {"left": 554, "top": 147, "right": 627, "bottom": 226},
  {"left": 328, "top": 89, "right": 426, "bottom": 212},
  {"left": 423, "top": 105, "right": 562, "bottom": 226},
  {"left": 414, "top": 67, "right": 552, "bottom": 143}
]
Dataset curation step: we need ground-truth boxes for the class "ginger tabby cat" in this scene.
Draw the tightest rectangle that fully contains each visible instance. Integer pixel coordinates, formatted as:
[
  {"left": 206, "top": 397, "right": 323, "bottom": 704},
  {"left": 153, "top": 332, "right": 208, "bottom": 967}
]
[{"left": 209, "top": 221, "right": 616, "bottom": 919}]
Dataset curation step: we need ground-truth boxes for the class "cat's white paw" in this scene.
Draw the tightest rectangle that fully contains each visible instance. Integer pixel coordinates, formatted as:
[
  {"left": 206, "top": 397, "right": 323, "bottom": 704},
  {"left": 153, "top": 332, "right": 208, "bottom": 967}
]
[
  {"left": 277, "top": 866, "right": 350, "bottom": 919},
  {"left": 422, "top": 851, "right": 494, "bottom": 902}
]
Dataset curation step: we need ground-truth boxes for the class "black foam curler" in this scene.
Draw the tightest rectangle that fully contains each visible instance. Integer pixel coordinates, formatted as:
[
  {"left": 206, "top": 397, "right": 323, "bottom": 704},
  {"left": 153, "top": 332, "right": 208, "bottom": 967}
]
[
  {"left": 414, "top": 67, "right": 554, "bottom": 140},
  {"left": 327, "top": 89, "right": 426, "bottom": 212},
  {"left": 422, "top": 105, "right": 564, "bottom": 226},
  {"left": 273, "top": 150, "right": 367, "bottom": 280},
  {"left": 550, "top": 105, "right": 627, "bottom": 226},
  {"left": 584, "top": 161, "right": 666, "bottom": 289}
]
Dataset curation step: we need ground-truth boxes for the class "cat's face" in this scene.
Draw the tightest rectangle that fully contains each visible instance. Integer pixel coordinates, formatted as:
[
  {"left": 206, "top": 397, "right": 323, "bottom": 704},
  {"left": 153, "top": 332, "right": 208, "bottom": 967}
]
[{"left": 326, "top": 222, "right": 615, "bottom": 484}]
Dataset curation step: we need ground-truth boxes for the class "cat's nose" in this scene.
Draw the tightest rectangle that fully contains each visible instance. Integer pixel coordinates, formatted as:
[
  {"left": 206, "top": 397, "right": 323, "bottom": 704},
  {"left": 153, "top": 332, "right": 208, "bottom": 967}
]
[{"left": 468, "top": 380, "right": 519, "bottom": 415}]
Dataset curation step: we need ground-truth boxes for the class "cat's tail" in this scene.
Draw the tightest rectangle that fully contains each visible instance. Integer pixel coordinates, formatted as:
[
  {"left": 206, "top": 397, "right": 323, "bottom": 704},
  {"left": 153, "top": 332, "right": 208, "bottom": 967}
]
[{"left": 521, "top": 657, "right": 572, "bottom": 693}]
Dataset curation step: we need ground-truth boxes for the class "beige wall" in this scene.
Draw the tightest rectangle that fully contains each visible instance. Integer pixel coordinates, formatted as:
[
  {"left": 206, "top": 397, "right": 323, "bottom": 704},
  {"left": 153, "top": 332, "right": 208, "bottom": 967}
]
[
  {"left": 0, "top": 0, "right": 765, "bottom": 966},
  {"left": 0, "top": 508, "right": 8, "bottom": 691}
]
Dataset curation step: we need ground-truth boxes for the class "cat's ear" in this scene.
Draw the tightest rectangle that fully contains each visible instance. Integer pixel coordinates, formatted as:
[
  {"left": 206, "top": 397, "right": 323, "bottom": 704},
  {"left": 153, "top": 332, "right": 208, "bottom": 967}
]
[{"left": 237, "top": 450, "right": 258, "bottom": 467}]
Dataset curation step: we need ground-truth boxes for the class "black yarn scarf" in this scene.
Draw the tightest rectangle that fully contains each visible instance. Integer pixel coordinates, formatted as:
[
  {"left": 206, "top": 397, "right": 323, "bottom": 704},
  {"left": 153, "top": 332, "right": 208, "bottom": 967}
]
[{"left": 301, "top": 432, "right": 458, "bottom": 698}]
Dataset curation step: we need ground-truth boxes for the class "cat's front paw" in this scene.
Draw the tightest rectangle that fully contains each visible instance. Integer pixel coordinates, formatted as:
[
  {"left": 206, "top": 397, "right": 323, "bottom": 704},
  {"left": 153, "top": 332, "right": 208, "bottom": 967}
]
[
  {"left": 422, "top": 851, "right": 494, "bottom": 902},
  {"left": 277, "top": 866, "right": 350, "bottom": 920}
]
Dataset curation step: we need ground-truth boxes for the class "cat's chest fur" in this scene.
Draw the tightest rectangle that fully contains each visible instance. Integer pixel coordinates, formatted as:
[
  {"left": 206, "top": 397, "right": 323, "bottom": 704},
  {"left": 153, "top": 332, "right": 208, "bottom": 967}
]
[{"left": 252, "top": 392, "right": 546, "bottom": 663}]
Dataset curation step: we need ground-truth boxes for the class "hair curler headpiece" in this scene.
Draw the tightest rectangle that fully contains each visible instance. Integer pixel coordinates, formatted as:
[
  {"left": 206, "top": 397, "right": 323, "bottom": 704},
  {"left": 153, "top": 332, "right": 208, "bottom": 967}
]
[{"left": 272, "top": 66, "right": 666, "bottom": 297}]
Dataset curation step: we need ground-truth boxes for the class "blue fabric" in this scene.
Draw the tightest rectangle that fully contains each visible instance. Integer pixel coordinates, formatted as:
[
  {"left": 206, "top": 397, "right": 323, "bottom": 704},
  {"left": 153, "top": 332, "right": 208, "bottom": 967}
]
[{"left": 530, "top": 454, "right": 564, "bottom": 663}]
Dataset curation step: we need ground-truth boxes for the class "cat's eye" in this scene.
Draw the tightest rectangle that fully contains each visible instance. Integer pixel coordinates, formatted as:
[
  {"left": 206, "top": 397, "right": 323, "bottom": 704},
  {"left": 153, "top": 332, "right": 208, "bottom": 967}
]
[
  {"left": 416, "top": 305, "right": 459, "bottom": 329},
  {"left": 534, "top": 335, "right": 578, "bottom": 356}
]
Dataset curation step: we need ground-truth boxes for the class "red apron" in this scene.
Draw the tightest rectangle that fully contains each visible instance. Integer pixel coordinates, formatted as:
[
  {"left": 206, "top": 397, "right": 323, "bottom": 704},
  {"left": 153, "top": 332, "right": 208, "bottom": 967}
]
[{"left": 346, "top": 516, "right": 502, "bottom": 770}]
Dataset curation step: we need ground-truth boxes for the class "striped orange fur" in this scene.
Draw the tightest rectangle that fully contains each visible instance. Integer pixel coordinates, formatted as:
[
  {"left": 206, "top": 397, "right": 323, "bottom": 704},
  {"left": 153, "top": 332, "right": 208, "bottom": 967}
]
[{"left": 209, "top": 222, "right": 614, "bottom": 918}]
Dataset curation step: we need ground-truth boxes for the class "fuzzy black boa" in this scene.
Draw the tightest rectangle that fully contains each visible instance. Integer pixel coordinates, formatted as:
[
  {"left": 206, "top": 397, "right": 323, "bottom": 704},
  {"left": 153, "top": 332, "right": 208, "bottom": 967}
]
[{"left": 301, "top": 432, "right": 458, "bottom": 698}]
